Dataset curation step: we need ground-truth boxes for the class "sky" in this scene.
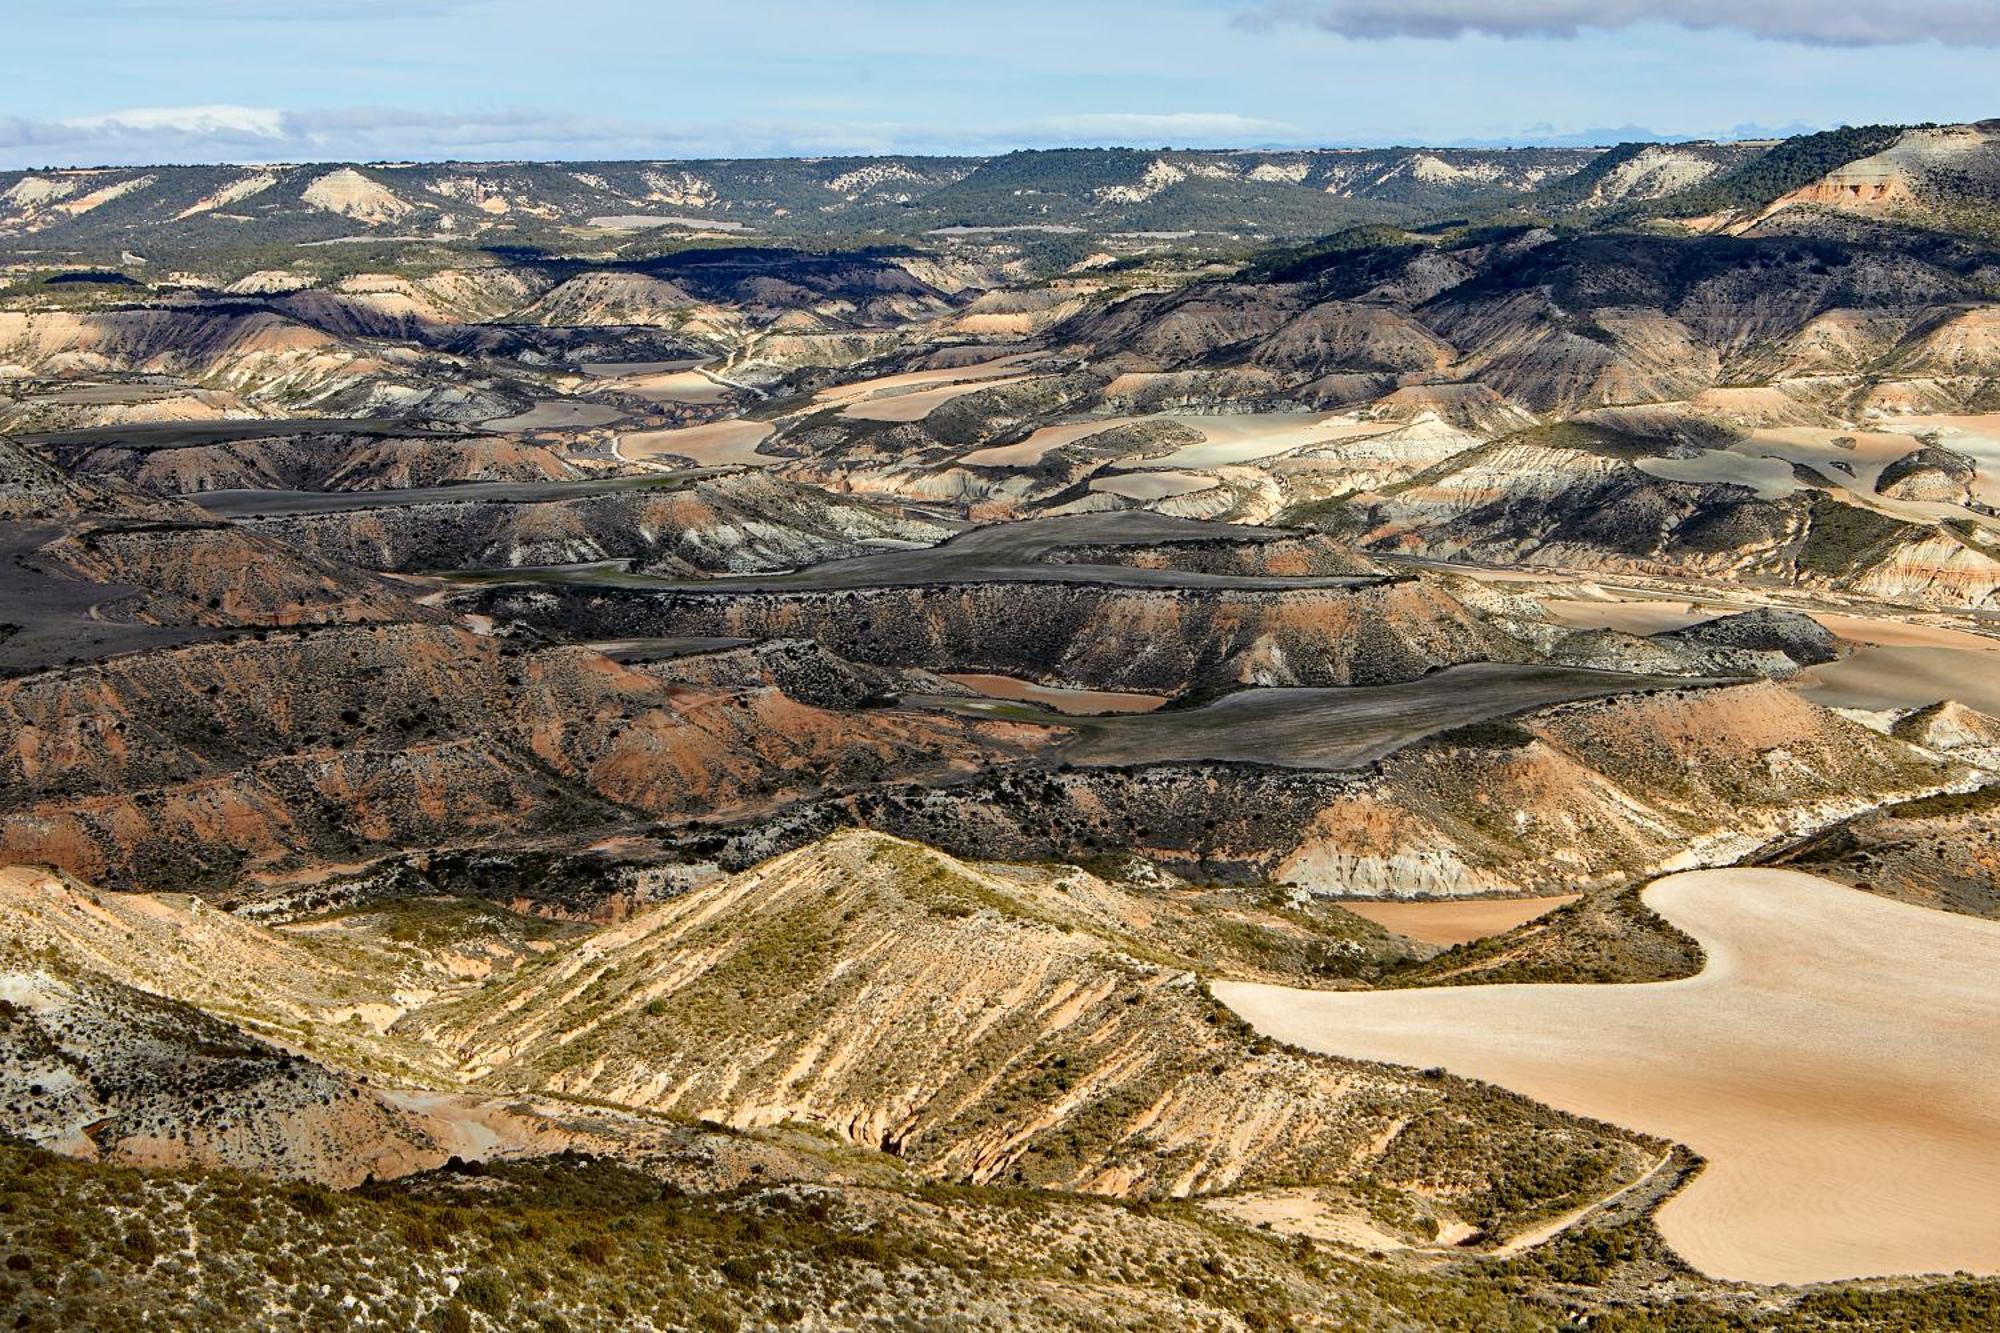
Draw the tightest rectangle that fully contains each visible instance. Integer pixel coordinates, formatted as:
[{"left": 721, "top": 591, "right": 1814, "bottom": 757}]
[{"left": 1, "top": 0, "right": 1995, "bottom": 168}]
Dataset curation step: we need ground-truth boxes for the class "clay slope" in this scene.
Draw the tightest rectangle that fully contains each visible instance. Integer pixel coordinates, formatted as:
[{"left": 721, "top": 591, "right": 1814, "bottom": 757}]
[
  {"left": 0, "top": 434, "right": 161, "bottom": 521},
  {"left": 1359, "top": 428, "right": 2000, "bottom": 607},
  {"left": 728, "top": 681, "right": 1955, "bottom": 898},
  {"left": 1275, "top": 680, "right": 1952, "bottom": 894},
  {"left": 1748, "top": 123, "right": 2000, "bottom": 230},
  {"left": 60, "top": 429, "right": 580, "bottom": 495},
  {"left": 0, "top": 624, "right": 1052, "bottom": 888},
  {"left": 415, "top": 830, "right": 1650, "bottom": 1233},
  {"left": 257, "top": 472, "right": 953, "bottom": 576},
  {"left": 35, "top": 520, "right": 433, "bottom": 626},
  {"left": 472, "top": 576, "right": 1526, "bottom": 695},
  {"left": 1055, "top": 223, "right": 2000, "bottom": 418},
  {"left": 1765, "top": 780, "right": 2000, "bottom": 919},
  {"left": 0, "top": 308, "right": 511, "bottom": 421},
  {"left": 0, "top": 869, "right": 443, "bottom": 1183}
]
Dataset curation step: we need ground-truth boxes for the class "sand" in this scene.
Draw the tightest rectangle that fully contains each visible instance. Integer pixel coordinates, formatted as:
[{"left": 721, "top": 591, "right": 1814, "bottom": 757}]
[
  {"left": 1216, "top": 869, "right": 2000, "bottom": 1284},
  {"left": 1336, "top": 895, "right": 1579, "bottom": 947},
  {"left": 940, "top": 673, "right": 1165, "bottom": 716},
  {"left": 619, "top": 420, "right": 776, "bottom": 467}
]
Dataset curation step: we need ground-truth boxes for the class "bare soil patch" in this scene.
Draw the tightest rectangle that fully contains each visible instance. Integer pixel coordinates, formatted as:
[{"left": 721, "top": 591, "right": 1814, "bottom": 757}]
[
  {"left": 1338, "top": 896, "right": 1580, "bottom": 947},
  {"left": 1217, "top": 868, "right": 2000, "bottom": 1283}
]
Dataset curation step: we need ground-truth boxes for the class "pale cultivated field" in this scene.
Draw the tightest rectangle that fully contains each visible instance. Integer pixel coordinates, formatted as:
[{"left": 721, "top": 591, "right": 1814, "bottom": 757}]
[
  {"left": 1337, "top": 895, "right": 1579, "bottom": 946},
  {"left": 940, "top": 672, "right": 1165, "bottom": 715},
  {"left": 579, "top": 359, "right": 707, "bottom": 376},
  {"left": 959, "top": 417, "right": 1145, "bottom": 467},
  {"left": 1792, "top": 612, "right": 2000, "bottom": 715},
  {"left": 1089, "top": 471, "right": 1217, "bottom": 500},
  {"left": 1746, "top": 427, "right": 1923, "bottom": 492},
  {"left": 839, "top": 375, "right": 1036, "bottom": 422},
  {"left": 1216, "top": 869, "right": 2000, "bottom": 1284},
  {"left": 619, "top": 419, "right": 776, "bottom": 467},
  {"left": 602, "top": 369, "right": 734, "bottom": 405},
  {"left": 485, "top": 400, "right": 626, "bottom": 431},
  {"left": 1541, "top": 597, "right": 1711, "bottom": 635},
  {"left": 1794, "top": 645, "right": 2000, "bottom": 716},
  {"left": 1144, "top": 416, "right": 1394, "bottom": 470},
  {"left": 1739, "top": 426, "right": 2000, "bottom": 528},
  {"left": 1635, "top": 452, "right": 1800, "bottom": 499},
  {"left": 1881, "top": 413, "right": 2000, "bottom": 504},
  {"left": 816, "top": 355, "right": 1041, "bottom": 422}
]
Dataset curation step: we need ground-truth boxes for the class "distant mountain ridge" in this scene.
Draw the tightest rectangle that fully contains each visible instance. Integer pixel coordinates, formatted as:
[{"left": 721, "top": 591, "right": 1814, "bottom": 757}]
[{"left": 5, "top": 123, "right": 1994, "bottom": 283}]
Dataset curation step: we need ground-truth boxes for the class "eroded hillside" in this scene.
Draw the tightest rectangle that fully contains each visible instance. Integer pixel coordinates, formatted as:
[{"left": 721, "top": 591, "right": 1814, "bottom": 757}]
[{"left": 6, "top": 122, "right": 2000, "bottom": 1331}]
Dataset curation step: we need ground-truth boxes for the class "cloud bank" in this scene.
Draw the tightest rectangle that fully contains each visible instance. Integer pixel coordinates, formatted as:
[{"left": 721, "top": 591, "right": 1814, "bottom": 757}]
[
  {"left": 1241, "top": 0, "right": 2000, "bottom": 46},
  {"left": 0, "top": 106, "right": 1314, "bottom": 170}
]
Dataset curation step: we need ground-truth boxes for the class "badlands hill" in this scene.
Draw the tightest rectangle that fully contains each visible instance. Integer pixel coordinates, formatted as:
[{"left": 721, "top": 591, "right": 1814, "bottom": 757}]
[
  {"left": 2, "top": 834, "right": 1654, "bottom": 1238},
  {"left": 4, "top": 119, "right": 2000, "bottom": 1330}
]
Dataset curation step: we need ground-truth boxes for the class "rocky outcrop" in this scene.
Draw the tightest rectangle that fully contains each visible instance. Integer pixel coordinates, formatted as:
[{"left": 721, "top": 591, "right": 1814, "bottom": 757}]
[
  {"left": 1874, "top": 444, "right": 1977, "bottom": 503},
  {"left": 1649, "top": 608, "right": 1839, "bottom": 676}
]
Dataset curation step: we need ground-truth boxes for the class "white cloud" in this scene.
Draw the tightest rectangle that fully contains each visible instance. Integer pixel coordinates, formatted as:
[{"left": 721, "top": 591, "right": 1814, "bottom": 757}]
[
  {"left": 0, "top": 105, "right": 1319, "bottom": 169},
  {"left": 1240, "top": 0, "right": 2000, "bottom": 46},
  {"left": 63, "top": 106, "right": 287, "bottom": 137}
]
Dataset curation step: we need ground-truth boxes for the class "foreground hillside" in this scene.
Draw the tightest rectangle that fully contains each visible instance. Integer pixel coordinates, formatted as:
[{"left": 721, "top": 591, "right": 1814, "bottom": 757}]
[
  {"left": 0, "top": 836, "right": 1653, "bottom": 1242},
  {"left": 7, "top": 1138, "right": 1998, "bottom": 1332},
  {"left": 6, "top": 838, "right": 2000, "bottom": 1328}
]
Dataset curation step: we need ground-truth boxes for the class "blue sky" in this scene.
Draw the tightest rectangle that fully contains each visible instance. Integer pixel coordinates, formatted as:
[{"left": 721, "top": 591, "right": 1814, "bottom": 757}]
[{"left": 1, "top": 0, "right": 1994, "bottom": 167}]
